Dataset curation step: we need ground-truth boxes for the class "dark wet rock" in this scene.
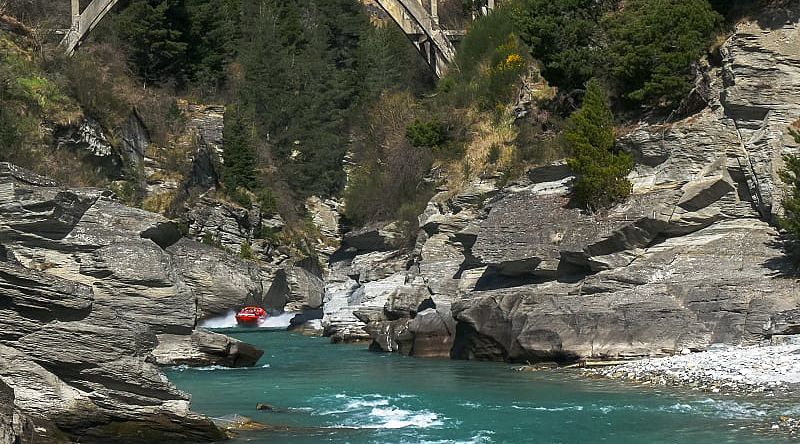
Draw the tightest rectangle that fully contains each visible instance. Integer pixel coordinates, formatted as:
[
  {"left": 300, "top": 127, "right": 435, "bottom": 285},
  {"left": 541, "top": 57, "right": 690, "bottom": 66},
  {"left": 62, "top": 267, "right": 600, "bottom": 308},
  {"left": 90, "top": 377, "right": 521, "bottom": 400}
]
[
  {"left": 288, "top": 310, "right": 324, "bottom": 336},
  {"left": 405, "top": 306, "right": 457, "bottom": 358}
]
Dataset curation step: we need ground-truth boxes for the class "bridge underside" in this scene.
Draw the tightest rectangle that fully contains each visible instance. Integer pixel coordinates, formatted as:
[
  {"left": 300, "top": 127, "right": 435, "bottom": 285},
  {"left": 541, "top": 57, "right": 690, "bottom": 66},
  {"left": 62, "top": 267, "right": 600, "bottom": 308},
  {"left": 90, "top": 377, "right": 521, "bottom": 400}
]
[
  {"left": 62, "top": 0, "right": 120, "bottom": 56},
  {"left": 371, "top": 0, "right": 492, "bottom": 78},
  {"left": 62, "top": 0, "right": 491, "bottom": 79}
]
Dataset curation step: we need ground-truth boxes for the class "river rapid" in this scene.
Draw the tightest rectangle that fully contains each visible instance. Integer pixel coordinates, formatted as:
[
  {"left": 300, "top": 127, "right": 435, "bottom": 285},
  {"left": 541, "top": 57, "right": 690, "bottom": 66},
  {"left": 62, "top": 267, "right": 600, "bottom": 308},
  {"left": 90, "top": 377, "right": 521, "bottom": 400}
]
[{"left": 166, "top": 329, "right": 798, "bottom": 444}]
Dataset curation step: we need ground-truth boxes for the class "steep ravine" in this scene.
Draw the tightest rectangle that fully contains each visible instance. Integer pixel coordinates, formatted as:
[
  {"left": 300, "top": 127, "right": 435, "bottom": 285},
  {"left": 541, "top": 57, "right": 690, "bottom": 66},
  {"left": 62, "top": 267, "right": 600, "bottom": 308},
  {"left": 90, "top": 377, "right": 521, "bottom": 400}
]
[
  {"left": 2, "top": 3, "right": 800, "bottom": 443},
  {"left": 318, "top": 1, "right": 800, "bottom": 362}
]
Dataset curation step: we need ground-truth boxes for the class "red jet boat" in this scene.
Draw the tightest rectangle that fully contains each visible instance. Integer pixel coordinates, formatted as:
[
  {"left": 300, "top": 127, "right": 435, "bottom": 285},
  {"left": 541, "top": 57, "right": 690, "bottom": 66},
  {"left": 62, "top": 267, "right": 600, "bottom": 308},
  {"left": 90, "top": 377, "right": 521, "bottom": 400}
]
[{"left": 235, "top": 306, "right": 268, "bottom": 325}]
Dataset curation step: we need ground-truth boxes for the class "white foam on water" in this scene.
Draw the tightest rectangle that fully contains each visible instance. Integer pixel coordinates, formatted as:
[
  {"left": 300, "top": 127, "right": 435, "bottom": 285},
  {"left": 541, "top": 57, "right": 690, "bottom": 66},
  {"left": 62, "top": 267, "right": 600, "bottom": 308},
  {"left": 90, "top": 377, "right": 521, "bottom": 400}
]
[
  {"left": 169, "top": 364, "right": 260, "bottom": 372},
  {"left": 346, "top": 398, "right": 391, "bottom": 410},
  {"left": 199, "top": 310, "right": 238, "bottom": 328},
  {"left": 407, "top": 430, "right": 495, "bottom": 444},
  {"left": 689, "top": 398, "right": 768, "bottom": 419},
  {"left": 510, "top": 404, "right": 584, "bottom": 412},
  {"left": 199, "top": 310, "right": 297, "bottom": 329},
  {"left": 317, "top": 393, "right": 445, "bottom": 430},
  {"left": 361, "top": 406, "right": 443, "bottom": 429},
  {"left": 458, "top": 401, "right": 482, "bottom": 409}
]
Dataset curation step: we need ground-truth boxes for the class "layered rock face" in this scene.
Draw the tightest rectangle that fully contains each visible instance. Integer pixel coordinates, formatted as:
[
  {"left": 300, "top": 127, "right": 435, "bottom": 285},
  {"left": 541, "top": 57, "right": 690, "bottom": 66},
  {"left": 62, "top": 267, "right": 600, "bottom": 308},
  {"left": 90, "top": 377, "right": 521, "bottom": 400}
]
[
  {"left": 0, "top": 163, "right": 270, "bottom": 442},
  {"left": 326, "top": 4, "right": 800, "bottom": 362}
]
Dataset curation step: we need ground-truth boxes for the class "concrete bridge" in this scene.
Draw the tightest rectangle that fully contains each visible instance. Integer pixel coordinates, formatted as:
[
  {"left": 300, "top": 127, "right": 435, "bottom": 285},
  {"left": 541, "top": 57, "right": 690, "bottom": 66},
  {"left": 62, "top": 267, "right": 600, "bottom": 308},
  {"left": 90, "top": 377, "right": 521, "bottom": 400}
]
[{"left": 62, "top": 0, "right": 493, "bottom": 76}]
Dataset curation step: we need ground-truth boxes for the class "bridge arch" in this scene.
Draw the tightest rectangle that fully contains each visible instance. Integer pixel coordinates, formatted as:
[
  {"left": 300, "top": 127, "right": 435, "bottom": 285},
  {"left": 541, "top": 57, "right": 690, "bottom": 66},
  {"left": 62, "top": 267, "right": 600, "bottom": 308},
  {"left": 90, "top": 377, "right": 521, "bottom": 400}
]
[
  {"left": 62, "top": 0, "right": 121, "bottom": 56},
  {"left": 368, "top": 0, "right": 494, "bottom": 77},
  {"left": 63, "top": 0, "right": 493, "bottom": 77}
]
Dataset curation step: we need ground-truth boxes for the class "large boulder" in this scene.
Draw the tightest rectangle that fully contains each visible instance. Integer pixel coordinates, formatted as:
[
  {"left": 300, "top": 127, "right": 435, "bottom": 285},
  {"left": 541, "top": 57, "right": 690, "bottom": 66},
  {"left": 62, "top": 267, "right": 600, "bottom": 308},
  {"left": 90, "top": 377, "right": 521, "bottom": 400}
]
[
  {"left": 263, "top": 266, "right": 324, "bottom": 312},
  {"left": 78, "top": 239, "right": 195, "bottom": 334},
  {"left": 0, "top": 261, "right": 93, "bottom": 343},
  {"left": 167, "top": 238, "right": 265, "bottom": 319},
  {"left": 342, "top": 222, "right": 404, "bottom": 252},
  {"left": 152, "top": 329, "right": 264, "bottom": 367},
  {"left": 182, "top": 195, "right": 263, "bottom": 252}
]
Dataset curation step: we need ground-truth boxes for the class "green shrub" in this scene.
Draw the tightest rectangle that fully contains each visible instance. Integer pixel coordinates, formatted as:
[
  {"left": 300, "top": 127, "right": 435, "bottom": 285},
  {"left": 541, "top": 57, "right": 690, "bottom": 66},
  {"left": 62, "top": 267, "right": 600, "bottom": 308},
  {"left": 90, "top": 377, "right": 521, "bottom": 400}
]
[
  {"left": 566, "top": 80, "right": 633, "bottom": 210},
  {"left": 604, "top": 0, "right": 722, "bottom": 109},
  {"left": 239, "top": 240, "right": 256, "bottom": 260},
  {"left": 201, "top": 231, "right": 222, "bottom": 248},
  {"left": 256, "top": 188, "right": 278, "bottom": 217},
  {"left": 512, "top": 0, "right": 605, "bottom": 92},
  {"left": 229, "top": 188, "right": 252, "bottom": 208},
  {"left": 406, "top": 119, "right": 447, "bottom": 149},
  {"left": 488, "top": 143, "right": 502, "bottom": 164},
  {"left": 443, "top": 6, "right": 528, "bottom": 111},
  {"left": 789, "top": 127, "right": 800, "bottom": 144},
  {"left": 258, "top": 225, "right": 279, "bottom": 243},
  {"left": 480, "top": 36, "right": 528, "bottom": 110},
  {"left": 779, "top": 153, "right": 800, "bottom": 241}
]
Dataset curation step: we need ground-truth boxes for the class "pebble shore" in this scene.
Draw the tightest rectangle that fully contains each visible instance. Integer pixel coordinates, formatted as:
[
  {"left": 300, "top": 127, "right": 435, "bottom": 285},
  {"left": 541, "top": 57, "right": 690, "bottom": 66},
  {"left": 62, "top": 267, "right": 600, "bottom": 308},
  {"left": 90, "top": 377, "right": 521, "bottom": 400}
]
[{"left": 586, "top": 341, "right": 800, "bottom": 437}]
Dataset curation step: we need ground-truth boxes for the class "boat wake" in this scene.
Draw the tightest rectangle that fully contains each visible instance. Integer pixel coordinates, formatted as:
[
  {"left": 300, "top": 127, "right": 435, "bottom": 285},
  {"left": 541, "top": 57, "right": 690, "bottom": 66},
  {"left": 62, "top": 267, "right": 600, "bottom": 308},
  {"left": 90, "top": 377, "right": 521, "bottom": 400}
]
[{"left": 199, "top": 310, "right": 297, "bottom": 329}]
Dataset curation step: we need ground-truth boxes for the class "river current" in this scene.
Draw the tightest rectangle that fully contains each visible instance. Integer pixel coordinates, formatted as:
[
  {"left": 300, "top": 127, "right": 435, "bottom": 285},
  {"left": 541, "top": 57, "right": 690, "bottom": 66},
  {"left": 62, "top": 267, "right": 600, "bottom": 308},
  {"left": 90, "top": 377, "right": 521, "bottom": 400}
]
[{"left": 166, "top": 328, "right": 798, "bottom": 444}]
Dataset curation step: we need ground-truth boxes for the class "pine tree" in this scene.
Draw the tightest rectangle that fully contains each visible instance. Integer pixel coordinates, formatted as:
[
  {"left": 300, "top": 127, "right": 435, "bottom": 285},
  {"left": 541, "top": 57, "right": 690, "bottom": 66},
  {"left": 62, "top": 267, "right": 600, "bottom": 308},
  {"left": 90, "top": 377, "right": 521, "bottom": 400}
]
[
  {"left": 111, "top": 0, "right": 189, "bottom": 83},
  {"left": 604, "top": 0, "right": 722, "bottom": 109},
  {"left": 566, "top": 79, "right": 633, "bottom": 210},
  {"left": 222, "top": 106, "right": 257, "bottom": 194}
]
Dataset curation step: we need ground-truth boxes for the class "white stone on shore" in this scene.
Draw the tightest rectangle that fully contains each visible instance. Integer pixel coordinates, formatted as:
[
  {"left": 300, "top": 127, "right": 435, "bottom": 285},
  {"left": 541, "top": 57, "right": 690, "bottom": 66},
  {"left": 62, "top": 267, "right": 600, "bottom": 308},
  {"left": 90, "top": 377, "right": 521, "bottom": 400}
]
[{"left": 594, "top": 341, "right": 800, "bottom": 395}]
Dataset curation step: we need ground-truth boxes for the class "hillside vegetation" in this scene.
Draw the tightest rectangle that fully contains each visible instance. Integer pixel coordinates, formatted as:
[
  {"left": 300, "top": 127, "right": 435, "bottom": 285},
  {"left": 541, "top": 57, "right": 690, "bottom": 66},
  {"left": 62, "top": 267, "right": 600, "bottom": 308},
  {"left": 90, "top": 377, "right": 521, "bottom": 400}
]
[{"left": 0, "top": 0, "right": 736, "bottom": 242}]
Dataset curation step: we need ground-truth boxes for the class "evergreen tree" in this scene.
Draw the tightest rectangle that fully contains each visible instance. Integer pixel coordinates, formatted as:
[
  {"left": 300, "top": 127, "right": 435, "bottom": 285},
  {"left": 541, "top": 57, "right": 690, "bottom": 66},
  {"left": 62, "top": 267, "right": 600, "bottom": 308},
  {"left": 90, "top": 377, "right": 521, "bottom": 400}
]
[
  {"left": 566, "top": 80, "right": 633, "bottom": 209},
  {"left": 222, "top": 106, "right": 257, "bottom": 194},
  {"left": 512, "top": 0, "right": 606, "bottom": 92},
  {"left": 778, "top": 153, "right": 800, "bottom": 241},
  {"left": 184, "top": 0, "right": 241, "bottom": 89},
  {"left": 111, "top": 0, "right": 189, "bottom": 83},
  {"left": 604, "top": 0, "right": 722, "bottom": 109}
]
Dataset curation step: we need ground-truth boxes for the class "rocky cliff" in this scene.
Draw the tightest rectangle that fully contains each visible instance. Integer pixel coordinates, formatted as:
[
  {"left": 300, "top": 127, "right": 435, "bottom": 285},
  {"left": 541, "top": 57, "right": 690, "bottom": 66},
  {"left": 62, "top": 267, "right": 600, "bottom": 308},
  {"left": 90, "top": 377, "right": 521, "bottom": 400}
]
[
  {"left": 321, "top": 2, "right": 800, "bottom": 362},
  {"left": 0, "top": 163, "right": 269, "bottom": 443}
]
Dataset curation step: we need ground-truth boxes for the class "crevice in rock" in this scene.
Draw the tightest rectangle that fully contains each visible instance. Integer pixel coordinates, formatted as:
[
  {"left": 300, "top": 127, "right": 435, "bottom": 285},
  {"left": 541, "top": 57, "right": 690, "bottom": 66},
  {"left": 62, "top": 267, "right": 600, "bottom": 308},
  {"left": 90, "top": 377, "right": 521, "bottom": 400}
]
[
  {"left": 450, "top": 321, "right": 508, "bottom": 361},
  {"left": 140, "top": 222, "right": 182, "bottom": 250}
]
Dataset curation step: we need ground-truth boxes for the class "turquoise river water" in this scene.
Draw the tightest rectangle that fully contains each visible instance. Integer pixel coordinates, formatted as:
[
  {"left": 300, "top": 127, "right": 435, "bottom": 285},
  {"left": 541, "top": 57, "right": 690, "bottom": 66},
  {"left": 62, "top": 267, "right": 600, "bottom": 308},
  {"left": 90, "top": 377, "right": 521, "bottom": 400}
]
[{"left": 166, "top": 329, "right": 799, "bottom": 444}]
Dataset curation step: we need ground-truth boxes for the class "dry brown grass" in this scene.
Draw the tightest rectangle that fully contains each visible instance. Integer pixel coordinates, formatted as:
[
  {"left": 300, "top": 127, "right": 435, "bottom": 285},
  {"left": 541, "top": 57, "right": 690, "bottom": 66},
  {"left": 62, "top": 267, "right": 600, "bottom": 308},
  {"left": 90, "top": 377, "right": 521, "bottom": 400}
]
[{"left": 142, "top": 190, "right": 178, "bottom": 215}]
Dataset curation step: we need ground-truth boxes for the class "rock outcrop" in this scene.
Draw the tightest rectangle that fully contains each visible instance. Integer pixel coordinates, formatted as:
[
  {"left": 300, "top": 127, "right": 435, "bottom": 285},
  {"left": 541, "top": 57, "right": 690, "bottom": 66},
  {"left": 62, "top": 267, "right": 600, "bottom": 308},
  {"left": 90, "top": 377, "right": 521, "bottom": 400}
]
[
  {"left": 323, "top": 4, "right": 800, "bottom": 363},
  {"left": 0, "top": 162, "right": 271, "bottom": 442},
  {"left": 263, "top": 265, "right": 324, "bottom": 312},
  {"left": 0, "top": 262, "right": 226, "bottom": 443},
  {"left": 152, "top": 329, "right": 264, "bottom": 367}
]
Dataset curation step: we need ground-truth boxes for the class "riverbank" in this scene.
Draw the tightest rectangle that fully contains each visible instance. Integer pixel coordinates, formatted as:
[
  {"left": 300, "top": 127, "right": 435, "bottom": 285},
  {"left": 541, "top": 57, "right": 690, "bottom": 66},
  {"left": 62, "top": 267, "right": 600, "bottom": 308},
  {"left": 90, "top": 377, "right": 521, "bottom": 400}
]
[
  {"left": 584, "top": 340, "right": 800, "bottom": 437},
  {"left": 166, "top": 330, "right": 799, "bottom": 444}
]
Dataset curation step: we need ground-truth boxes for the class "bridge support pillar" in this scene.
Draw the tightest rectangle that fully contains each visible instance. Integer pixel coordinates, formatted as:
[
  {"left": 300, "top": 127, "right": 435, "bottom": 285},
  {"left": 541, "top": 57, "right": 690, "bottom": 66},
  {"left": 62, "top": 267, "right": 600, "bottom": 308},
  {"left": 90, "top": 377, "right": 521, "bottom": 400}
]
[{"left": 430, "top": 0, "right": 438, "bottom": 27}]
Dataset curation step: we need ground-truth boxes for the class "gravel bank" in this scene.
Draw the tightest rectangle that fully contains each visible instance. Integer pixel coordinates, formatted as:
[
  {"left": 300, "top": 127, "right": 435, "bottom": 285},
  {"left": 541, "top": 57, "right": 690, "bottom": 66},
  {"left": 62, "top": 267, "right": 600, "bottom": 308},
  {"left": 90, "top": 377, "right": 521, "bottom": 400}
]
[
  {"left": 588, "top": 343, "right": 800, "bottom": 395},
  {"left": 586, "top": 341, "right": 800, "bottom": 437}
]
